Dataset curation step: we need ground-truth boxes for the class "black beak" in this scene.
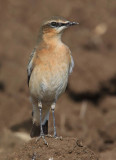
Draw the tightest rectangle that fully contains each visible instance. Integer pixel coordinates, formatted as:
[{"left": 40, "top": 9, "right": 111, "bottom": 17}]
[
  {"left": 58, "top": 21, "right": 79, "bottom": 27},
  {"left": 66, "top": 21, "right": 79, "bottom": 26}
]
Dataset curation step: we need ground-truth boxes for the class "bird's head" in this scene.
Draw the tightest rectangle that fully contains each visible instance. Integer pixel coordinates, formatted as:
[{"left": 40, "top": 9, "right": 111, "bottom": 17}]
[{"left": 41, "top": 16, "right": 79, "bottom": 38}]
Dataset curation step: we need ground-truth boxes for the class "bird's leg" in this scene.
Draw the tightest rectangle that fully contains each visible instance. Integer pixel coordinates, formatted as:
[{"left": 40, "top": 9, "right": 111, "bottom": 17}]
[
  {"left": 39, "top": 102, "right": 44, "bottom": 136},
  {"left": 52, "top": 108, "right": 57, "bottom": 137},
  {"left": 51, "top": 103, "right": 62, "bottom": 140},
  {"left": 36, "top": 102, "right": 48, "bottom": 145}
]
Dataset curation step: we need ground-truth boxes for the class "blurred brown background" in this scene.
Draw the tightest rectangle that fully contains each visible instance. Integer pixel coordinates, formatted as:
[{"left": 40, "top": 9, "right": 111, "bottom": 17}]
[{"left": 0, "top": 0, "right": 116, "bottom": 159}]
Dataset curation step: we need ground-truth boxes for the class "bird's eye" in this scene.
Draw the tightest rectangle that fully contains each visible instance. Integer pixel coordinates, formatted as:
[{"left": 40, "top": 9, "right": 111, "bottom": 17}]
[{"left": 51, "top": 22, "right": 59, "bottom": 27}]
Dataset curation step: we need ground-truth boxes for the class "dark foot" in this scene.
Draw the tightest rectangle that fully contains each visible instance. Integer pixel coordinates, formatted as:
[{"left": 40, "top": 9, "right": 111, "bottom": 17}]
[{"left": 36, "top": 134, "right": 48, "bottom": 146}]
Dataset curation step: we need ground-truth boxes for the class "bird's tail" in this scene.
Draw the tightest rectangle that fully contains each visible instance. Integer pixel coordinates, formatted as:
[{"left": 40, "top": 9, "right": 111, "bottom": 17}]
[
  {"left": 30, "top": 119, "right": 48, "bottom": 138},
  {"left": 30, "top": 102, "right": 50, "bottom": 138}
]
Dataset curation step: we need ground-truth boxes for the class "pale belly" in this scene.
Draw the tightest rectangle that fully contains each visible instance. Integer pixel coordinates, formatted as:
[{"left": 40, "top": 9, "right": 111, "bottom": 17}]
[{"left": 29, "top": 65, "right": 69, "bottom": 103}]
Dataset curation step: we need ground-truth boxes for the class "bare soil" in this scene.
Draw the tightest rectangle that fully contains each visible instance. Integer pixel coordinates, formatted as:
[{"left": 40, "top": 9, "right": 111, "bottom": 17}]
[{"left": 8, "top": 137, "right": 98, "bottom": 160}]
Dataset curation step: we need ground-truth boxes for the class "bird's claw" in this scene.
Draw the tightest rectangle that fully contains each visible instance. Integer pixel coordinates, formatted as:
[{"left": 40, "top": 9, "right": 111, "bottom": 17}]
[{"left": 36, "top": 135, "right": 48, "bottom": 146}]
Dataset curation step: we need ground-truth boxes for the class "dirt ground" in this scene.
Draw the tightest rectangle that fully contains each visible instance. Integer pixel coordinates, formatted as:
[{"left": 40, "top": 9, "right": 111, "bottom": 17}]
[
  {"left": 0, "top": 0, "right": 116, "bottom": 159},
  {"left": 8, "top": 138, "right": 98, "bottom": 160}
]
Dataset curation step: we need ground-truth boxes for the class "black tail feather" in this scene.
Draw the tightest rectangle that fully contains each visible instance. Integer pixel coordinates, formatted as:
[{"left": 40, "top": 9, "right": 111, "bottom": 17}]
[{"left": 30, "top": 120, "right": 48, "bottom": 138}]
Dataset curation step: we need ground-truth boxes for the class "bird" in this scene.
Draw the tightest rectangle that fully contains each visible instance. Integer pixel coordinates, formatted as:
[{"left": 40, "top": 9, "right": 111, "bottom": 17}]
[{"left": 27, "top": 16, "right": 79, "bottom": 145}]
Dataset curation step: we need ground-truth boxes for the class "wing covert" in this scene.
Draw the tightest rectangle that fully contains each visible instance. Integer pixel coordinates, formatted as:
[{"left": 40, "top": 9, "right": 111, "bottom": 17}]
[
  {"left": 27, "top": 48, "right": 36, "bottom": 86},
  {"left": 69, "top": 54, "right": 74, "bottom": 74}
]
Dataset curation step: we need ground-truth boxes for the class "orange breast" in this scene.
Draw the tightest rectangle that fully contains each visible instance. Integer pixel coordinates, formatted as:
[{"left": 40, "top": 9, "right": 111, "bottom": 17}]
[{"left": 29, "top": 42, "right": 71, "bottom": 100}]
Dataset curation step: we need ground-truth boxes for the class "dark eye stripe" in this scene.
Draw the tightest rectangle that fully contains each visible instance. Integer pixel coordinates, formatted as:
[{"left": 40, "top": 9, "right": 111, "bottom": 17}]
[
  {"left": 50, "top": 22, "right": 68, "bottom": 28},
  {"left": 60, "top": 23, "right": 66, "bottom": 26}
]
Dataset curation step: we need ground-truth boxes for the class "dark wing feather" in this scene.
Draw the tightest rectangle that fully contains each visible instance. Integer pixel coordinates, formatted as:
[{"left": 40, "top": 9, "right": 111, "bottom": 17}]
[{"left": 27, "top": 75, "right": 30, "bottom": 86}]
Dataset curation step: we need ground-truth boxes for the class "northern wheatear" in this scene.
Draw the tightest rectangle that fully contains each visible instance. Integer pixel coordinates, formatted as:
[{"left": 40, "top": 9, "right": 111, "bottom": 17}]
[{"left": 27, "top": 16, "right": 78, "bottom": 145}]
